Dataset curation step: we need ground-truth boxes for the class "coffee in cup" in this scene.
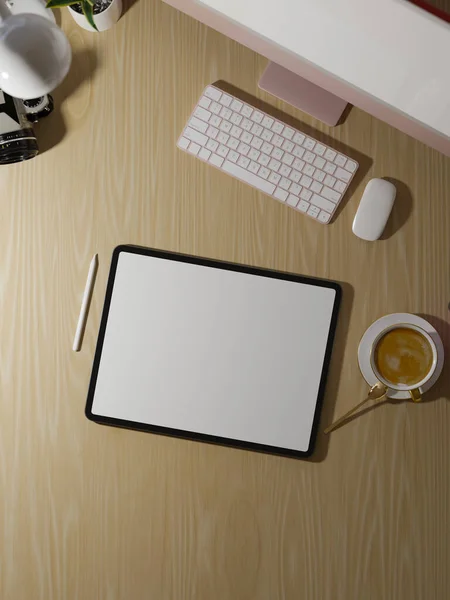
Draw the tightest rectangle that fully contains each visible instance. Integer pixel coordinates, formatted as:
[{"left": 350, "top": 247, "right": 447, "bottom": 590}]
[{"left": 370, "top": 323, "right": 438, "bottom": 400}]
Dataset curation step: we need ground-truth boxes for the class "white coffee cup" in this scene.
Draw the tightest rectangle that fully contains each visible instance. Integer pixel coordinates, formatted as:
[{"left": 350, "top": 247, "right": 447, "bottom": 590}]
[{"left": 369, "top": 323, "right": 438, "bottom": 401}]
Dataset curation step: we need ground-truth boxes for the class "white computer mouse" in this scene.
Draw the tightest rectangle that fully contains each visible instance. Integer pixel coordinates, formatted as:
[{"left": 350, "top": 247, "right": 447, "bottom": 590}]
[{"left": 352, "top": 178, "right": 396, "bottom": 241}]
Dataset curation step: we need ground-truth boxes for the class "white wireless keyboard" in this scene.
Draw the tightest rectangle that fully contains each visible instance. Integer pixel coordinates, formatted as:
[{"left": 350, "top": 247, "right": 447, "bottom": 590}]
[{"left": 177, "top": 85, "right": 359, "bottom": 224}]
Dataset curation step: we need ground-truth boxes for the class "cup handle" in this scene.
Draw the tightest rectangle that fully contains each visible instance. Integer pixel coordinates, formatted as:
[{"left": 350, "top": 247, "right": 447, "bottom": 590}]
[{"left": 409, "top": 388, "right": 422, "bottom": 402}]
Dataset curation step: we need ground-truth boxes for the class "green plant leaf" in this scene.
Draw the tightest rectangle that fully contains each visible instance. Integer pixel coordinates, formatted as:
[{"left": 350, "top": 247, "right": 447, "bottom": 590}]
[
  {"left": 46, "top": 0, "right": 77, "bottom": 7},
  {"left": 82, "top": 0, "right": 98, "bottom": 31},
  {"left": 85, "top": 0, "right": 95, "bottom": 6}
]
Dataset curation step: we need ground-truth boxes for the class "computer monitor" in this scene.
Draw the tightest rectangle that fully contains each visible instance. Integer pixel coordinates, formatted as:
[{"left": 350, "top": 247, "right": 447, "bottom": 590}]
[{"left": 164, "top": 0, "right": 450, "bottom": 157}]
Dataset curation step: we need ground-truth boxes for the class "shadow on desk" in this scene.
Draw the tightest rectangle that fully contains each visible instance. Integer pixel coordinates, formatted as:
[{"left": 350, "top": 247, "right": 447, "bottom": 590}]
[
  {"left": 122, "top": 0, "right": 140, "bottom": 16},
  {"left": 310, "top": 280, "right": 355, "bottom": 463},
  {"left": 215, "top": 80, "right": 373, "bottom": 219},
  {"left": 34, "top": 48, "right": 99, "bottom": 155},
  {"left": 380, "top": 178, "right": 414, "bottom": 239}
]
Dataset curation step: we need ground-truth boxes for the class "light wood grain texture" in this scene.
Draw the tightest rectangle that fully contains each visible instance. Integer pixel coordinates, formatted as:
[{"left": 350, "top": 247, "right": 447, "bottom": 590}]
[{"left": 0, "top": 2, "right": 449, "bottom": 599}]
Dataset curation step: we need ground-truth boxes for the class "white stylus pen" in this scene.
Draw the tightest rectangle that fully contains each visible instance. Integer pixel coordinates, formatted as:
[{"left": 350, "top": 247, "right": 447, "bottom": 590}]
[{"left": 73, "top": 254, "right": 98, "bottom": 352}]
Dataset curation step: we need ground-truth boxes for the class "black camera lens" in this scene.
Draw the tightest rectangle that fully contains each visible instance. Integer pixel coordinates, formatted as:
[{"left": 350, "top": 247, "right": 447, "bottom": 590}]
[
  {"left": 0, "top": 129, "right": 39, "bottom": 164},
  {"left": 0, "top": 90, "right": 53, "bottom": 165}
]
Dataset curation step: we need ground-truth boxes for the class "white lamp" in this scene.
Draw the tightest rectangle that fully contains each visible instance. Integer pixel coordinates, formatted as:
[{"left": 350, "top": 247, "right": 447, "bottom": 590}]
[{"left": 0, "top": 0, "right": 71, "bottom": 99}]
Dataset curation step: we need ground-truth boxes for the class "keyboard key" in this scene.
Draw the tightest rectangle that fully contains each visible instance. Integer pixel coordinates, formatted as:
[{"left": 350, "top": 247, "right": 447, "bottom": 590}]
[
  {"left": 334, "top": 153, "right": 347, "bottom": 167},
  {"left": 268, "top": 159, "right": 281, "bottom": 171},
  {"left": 219, "top": 94, "right": 232, "bottom": 107},
  {"left": 228, "top": 150, "right": 239, "bottom": 163},
  {"left": 242, "top": 118, "right": 253, "bottom": 131},
  {"left": 268, "top": 172, "right": 281, "bottom": 185},
  {"left": 241, "top": 131, "right": 253, "bottom": 144},
  {"left": 259, "top": 166, "right": 270, "bottom": 179},
  {"left": 237, "top": 142, "right": 250, "bottom": 155},
  {"left": 282, "top": 126, "right": 295, "bottom": 140},
  {"left": 279, "top": 164, "right": 291, "bottom": 177},
  {"left": 311, "top": 194, "right": 334, "bottom": 212},
  {"left": 184, "top": 127, "right": 208, "bottom": 146},
  {"left": 205, "top": 86, "right": 221, "bottom": 100},
  {"left": 296, "top": 199, "right": 309, "bottom": 213},
  {"left": 293, "top": 132, "right": 305, "bottom": 145},
  {"left": 293, "top": 146, "right": 305, "bottom": 158},
  {"left": 223, "top": 160, "right": 276, "bottom": 194},
  {"left": 261, "top": 129, "right": 273, "bottom": 142},
  {"left": 279, "top": 177, "right": 291, "bottom": 191},
  {"left": 241, "top": 105, "right": 253, "bottom": 117},
  {"left": 230, "top": 125, "right": 242, "bottom": 139},
  {"left": 313, "top": 170, "right": 326, "bottom": 183},
  {"left": 210, "top": 115, "right": 221, "bottom": 127},
  {"left": 313, "top": 156, "right": 326, "bottom": 169},
  {"left": 206, "top": 139, "right": 219, "bottom": 152},
  {"left": 257, "top": 153, "right": 270, "bottom": 166},
  {"left": 274, "top": 188, "right": 288, "bottom": 201},
  {"left": 209, "top": 154, "right": 224, "bottom": 167},
  {"left": 281, "top": 153, "right": 294, "bottom": 166},
  {"left": 272, "top": 121, "right": 284, "bottom": 134},
  {"left": 300, "top": 175, "right": 312, "bottom": 188},
  {"left": 249, "top": 160, "right": 260, "bottom": 174},
  {"left": 282, "top": 140, "right": 294, "bottom": 153},
  {"left": 194, "top": 106, "right": 212, "bottom": 122},
  {"left": 226, "top": 137, "right": 239, "bottom": 150},
  {"left": 199, "top": 96, "right": 211, "bottom": 109},
  {"left": 178, "top": 136, "right": 189, "bottom": 149},
  {"left": 289, "top": 170, "right": 301, "bottom": 183},
  {"left": 204, "top": 126, "right": 218, "bottom": 141},
  {"left": 290, "top": 182, "right": 302, "bottom": 196},
  {"left": 250, "top": 138, "right": 263, "bottom": 150},
  {"left": 345, "top": 159, "right": 357, "bottom": 172},
  {"left": 314, "top": 143, "right": 326, "bottom": 156},
  {"left": 272, "top": 135, "right": 284, "bottom": 148},
  {"left": 272, "top": 148, "right": 284, "bottom": 160},
  {"left": 307, "top": 205, "right": 320, "bottom": 218},
  {"left": 230, "top": 112, "right": 243, "bottom": 125},
  {"left": 210, "top": 101, "right": 221, "bottom": 114},
  {"left": 217, "top": 144, "right": 229, "bottom": 158},
  {"left": 324, "top": 162, "right": 336, "bottom": 174},
  {"left": 262, "top": 116, "right": 274, "bottom": 128},
  {"left": 230, "top": 99, "right": 243, "bottom": 112},
  {"left": 251, "top": 110, "right": 264, "bottom": 123},
  {"left": 199, "top": 148, "right": 211, "bottom": 161},
  {"left": 335, "top": 167, "right": 352, "bottom": 182},
  {"left": 321, "top": 186, "right": 341, "bottom": 202},
  {"left": 310, "top": 181, "right": 323, "bottom": 194},
  {"left": 217, "top": 132, "right": 229, "bottom": 144},
  {"left": 318, "top": 211, "right": 331, "bottom": 223},
  {"left": 303, "top": 137, "right": 315, "bottom": 150},
  {"left": 261, "top": 142, "right": 273, "bottom": 155},
  {"left": 219, "top": 121, "right": 232, "bottom": 133},
  {"left": 324, "top": 174, "right": 336, "bottom": 188},
  {"left": 287, "top": 194, "right": 299, "bottom": 207},
  {"left": 304, "top": 164, "right": 315, "bottom": 177},
  {"left": 251, "top": 123, "right": 263, "bottom": 136},
  {"left": 292, "top": 158, "right": 305, "bottom": 171},
  {"left": 300, "top": 188, "right": 312, "bottom": 201},
  {"left": 304, "top": 151, "right": 315, "bottom": 164},
  {"left": 237, "top": 155, "right": 250, "bottom": 168},
  {"left": 334, "top": 180, "right": 346, "bottom": 193},
  {"left": 324, "top": 148, "right": 336, "bottom": 161},
  {"left": 248, "top": 148, "right": 260, "bottom": 160}
]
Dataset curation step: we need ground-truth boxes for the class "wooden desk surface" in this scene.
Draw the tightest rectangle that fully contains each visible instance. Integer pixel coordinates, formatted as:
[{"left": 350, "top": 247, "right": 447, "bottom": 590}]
[{"left": 1, "top": 2, "right": 449, "bottom": 599}]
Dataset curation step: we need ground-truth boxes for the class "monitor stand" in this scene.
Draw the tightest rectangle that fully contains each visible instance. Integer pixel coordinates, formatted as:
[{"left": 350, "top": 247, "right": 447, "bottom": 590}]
[{"left": 259, "top": 62, "right": 348, "bottom": 127}]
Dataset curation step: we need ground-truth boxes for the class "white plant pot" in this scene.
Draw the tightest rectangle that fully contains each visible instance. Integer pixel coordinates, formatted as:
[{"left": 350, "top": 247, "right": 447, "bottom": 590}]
[{"left": 68, "top": 0, "right": 122, "bottom": 32}]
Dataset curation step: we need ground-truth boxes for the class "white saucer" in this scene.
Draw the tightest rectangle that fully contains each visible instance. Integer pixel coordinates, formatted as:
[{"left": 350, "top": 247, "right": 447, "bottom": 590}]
[{"left": 358, "top": 313, "right": 445, "bottom": 399}]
